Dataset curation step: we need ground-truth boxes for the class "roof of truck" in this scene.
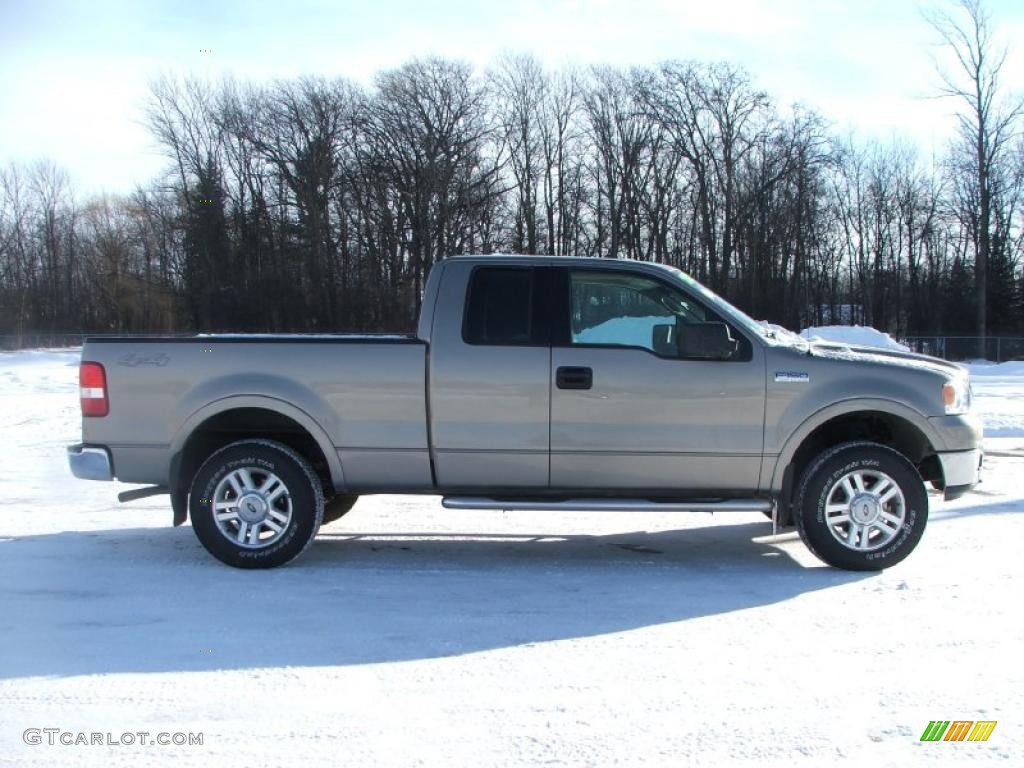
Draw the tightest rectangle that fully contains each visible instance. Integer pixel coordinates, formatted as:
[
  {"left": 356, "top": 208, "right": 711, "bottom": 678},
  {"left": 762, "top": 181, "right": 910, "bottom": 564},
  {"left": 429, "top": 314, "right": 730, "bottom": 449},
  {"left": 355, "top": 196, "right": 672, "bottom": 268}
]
[{"left": 447, "top": 254, "right": 663, "bottom": 267}]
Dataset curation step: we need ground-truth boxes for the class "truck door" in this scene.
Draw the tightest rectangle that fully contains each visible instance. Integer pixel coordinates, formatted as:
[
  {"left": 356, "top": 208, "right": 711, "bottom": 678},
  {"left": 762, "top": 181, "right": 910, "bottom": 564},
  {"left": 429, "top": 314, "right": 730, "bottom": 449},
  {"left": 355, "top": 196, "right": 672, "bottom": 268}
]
[
  {"left": 549, "top": 266, "right": 766, "bottom": 492},
  {"left": 428, "top": 261, "right": 554, "bottom": 489}
]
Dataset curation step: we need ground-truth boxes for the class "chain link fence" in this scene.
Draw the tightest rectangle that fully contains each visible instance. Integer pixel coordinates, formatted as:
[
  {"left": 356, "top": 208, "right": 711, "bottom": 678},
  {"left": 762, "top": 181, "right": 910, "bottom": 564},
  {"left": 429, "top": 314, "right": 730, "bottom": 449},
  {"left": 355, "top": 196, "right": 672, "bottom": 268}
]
[{"left": 901, "top": 336, "right": 1024, "bottom": 363}]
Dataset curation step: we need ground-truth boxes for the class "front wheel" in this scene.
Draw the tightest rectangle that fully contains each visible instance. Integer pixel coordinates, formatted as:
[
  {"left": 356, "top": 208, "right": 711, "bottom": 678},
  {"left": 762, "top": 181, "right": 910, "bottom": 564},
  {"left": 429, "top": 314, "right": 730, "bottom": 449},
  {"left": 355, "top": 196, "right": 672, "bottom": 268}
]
[
  {"left": 794, "top": 441, "right": 928, "bottom": 571},
  {"left": 189, "top": 439, "right": 324, "bottom": 568}
]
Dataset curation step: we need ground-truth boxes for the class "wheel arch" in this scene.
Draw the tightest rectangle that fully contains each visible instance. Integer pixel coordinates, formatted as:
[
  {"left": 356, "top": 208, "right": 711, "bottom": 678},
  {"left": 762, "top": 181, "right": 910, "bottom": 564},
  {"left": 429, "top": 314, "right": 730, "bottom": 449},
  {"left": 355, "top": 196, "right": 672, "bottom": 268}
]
[
  {"left": 168, "top": 396, "right": 345, "bottom": 525},
  {"left": 771, "top": 400, "right": 940, "bottom": 523}
]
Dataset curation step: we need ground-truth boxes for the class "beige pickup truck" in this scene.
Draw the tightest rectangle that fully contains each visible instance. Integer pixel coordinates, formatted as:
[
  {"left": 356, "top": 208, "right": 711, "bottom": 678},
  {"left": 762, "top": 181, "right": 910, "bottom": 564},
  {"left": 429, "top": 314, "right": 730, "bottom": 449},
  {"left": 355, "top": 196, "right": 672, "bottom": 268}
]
[{"left": 68, "top": 255, "right": 982, "bottom": 570}]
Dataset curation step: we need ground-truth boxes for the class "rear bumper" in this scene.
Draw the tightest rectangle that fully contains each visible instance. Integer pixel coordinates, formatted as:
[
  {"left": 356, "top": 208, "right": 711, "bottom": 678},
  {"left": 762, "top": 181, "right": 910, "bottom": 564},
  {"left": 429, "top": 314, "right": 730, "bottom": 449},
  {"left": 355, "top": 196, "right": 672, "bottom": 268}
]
[
  {"left": 938, "top": 448, "right": 982, "bottom": 501},
  {"left": 67, "top": 444, "right": 114, "bottom": 481}
]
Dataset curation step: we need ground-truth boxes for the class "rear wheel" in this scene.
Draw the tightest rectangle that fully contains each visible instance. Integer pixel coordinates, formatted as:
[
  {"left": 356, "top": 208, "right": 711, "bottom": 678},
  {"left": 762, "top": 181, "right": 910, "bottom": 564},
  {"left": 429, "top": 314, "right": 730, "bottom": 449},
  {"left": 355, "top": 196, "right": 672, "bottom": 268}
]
[
  {"left": 794, "top": 441, "right": 927, "bottom": 571},
  {"left": 189, "top": 439, "right": 323, "bottom": 568}
]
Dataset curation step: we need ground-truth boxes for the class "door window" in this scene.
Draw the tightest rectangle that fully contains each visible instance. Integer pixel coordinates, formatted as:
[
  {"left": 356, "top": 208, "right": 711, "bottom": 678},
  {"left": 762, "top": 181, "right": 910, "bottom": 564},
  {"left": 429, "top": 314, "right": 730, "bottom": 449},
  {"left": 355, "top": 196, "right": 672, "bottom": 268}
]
[{"left": 568, "top": 270, "right": 742, "bottom": 359}]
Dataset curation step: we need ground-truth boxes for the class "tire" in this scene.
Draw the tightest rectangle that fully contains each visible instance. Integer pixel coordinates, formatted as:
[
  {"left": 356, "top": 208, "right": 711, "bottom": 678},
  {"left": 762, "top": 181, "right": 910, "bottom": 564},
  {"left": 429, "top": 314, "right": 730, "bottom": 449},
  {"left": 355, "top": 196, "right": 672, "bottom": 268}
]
[
  {"left": 794, "top": 441, "right": 928, "bottom": 571},
  {"left": 322, "top": 494, "right": 358, "bottom": 525},
  {"left": 189, "top": 439, "right": 324, "bottom": 569}
]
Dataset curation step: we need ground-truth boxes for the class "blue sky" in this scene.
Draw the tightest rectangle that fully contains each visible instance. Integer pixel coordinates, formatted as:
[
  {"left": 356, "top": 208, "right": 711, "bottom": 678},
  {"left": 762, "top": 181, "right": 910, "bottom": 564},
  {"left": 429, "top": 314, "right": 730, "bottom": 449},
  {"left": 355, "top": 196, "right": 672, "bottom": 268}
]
[{"left": 2, "top": 0, "right": 1022, "bottom": 194}]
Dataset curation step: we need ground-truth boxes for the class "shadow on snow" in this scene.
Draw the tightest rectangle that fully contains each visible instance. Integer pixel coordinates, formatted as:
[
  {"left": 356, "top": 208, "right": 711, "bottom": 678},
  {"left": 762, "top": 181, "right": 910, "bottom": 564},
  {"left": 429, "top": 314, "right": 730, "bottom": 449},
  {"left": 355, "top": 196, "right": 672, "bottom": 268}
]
[{"left": 0, "top": 518, "right": 879, "bottom": 679}]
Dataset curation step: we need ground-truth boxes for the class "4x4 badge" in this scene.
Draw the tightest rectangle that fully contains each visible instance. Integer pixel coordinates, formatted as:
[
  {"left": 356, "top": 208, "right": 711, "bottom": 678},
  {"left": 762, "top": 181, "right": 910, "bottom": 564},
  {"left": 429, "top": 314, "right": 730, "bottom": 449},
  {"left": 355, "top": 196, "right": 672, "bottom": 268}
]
[{"left": 118, "top": 353, "right": 170, "bottom": 367}]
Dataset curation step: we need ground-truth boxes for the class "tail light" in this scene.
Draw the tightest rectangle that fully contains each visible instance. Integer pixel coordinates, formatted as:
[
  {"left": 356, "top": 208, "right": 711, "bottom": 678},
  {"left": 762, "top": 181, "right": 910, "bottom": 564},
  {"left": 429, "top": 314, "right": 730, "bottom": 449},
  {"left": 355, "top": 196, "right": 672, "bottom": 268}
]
[{"left": 80, "top": 362, "right": 109, "bottom": 417}]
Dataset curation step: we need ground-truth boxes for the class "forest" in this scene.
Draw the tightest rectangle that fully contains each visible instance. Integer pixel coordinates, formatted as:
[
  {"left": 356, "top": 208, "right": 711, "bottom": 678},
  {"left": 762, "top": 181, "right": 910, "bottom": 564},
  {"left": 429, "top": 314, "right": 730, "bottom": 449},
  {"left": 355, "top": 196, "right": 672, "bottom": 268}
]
[{"left": 1, "top": 3, "right": 1021, "bottom": 348}]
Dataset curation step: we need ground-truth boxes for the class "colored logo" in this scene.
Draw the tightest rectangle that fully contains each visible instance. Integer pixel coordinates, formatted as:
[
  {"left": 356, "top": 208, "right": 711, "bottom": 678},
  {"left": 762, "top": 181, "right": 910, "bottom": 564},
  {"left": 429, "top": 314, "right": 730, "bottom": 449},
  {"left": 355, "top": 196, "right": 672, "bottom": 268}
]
[{"left": 920, "top": 720, "right": 997, "bottom": 742}]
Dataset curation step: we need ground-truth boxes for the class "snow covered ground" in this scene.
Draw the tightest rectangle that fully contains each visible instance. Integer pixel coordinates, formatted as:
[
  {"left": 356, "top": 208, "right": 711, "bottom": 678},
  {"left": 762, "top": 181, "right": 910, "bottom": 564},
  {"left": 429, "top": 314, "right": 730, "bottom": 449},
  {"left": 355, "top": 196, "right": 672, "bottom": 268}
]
[
  {"left": 957, "top": 361, "right": 1024, "bottom": 439},
  {"left": 0, "top": 348, "right": 1022, "bottom": 767}
]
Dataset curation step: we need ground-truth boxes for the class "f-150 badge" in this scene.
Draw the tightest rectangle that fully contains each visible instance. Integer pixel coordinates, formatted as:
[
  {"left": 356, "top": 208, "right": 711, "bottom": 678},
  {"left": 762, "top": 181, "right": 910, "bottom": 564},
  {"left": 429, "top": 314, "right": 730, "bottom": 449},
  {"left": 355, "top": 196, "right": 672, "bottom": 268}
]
[{"left": 775, "top": 371, "right": 809, "bottom": 383}]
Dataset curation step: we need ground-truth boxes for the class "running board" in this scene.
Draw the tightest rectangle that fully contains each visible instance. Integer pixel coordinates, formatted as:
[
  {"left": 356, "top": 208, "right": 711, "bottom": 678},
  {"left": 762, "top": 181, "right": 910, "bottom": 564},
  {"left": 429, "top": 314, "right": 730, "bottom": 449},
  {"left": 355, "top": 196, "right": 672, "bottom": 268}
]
[{"left": 442, "top": 497, "right": 773, "bottom": 513}]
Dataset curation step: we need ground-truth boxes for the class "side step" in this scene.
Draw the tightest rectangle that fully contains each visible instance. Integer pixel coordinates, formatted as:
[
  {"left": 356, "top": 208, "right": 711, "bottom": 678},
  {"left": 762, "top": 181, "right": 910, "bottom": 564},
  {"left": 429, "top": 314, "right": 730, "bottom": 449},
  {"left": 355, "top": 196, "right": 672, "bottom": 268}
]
[{"left": 442, "top": 497, "right": 773, "bottom": 513}]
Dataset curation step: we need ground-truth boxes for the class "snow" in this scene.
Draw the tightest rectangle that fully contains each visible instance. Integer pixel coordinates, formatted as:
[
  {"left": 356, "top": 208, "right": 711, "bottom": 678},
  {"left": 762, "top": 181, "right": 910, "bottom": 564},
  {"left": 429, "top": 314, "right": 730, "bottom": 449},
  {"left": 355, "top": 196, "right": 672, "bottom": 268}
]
[
  {"left": 760, "top": 321, "right": 810, "bottom": 348},
  {"left": 966, "top": 361, "right": 1024, "bottom": 377},
  {"left": 574, "top": 315, "right": 667, "bottom": 346},
  {"left": 965, "top": 361, "right": 1024, "bottom": 438},
  {"left": 1, "top": 348, "right": 1022, "bottom": 766},
  {"left": 800, "top": 325, "right": 911, "bottom": 352}
]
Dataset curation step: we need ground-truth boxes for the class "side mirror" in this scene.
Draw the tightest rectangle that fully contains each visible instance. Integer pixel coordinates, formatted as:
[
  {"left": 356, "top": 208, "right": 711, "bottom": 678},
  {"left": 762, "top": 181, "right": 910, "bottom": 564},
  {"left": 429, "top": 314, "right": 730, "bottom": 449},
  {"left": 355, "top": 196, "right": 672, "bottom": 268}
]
[
  {"left": 651, "top": 323, "right": 676, "bottom": 356},
  {"left": 678, "top": 322, "right": 737, "bottom": 360}
]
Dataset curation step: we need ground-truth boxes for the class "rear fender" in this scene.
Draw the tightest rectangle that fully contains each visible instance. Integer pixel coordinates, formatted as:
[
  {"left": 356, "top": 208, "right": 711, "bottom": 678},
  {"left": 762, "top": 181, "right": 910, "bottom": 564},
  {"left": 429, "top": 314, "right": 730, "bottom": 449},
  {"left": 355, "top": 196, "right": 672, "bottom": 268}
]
[{"left": 168, "top": 395, "right": 346, "bottom": 525}]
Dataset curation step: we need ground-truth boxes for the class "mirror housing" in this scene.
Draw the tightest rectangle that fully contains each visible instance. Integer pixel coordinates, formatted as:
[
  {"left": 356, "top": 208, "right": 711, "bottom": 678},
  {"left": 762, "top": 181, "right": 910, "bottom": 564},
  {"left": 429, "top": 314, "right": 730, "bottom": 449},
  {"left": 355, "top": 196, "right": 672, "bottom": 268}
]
[
  {"left": 651, "top": 323, "right": 677, "bottom": 356},
  {"left": 678, "top": 322, "right": 737, "bottom": 360}
]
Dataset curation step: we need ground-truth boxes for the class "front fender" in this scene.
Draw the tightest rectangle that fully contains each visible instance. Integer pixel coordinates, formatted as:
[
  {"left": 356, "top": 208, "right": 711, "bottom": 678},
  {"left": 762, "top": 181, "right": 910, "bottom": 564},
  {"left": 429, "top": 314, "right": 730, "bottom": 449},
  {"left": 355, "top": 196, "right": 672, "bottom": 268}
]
[{"left": 768, "top": 398, "right": 942, "bottom": 492}]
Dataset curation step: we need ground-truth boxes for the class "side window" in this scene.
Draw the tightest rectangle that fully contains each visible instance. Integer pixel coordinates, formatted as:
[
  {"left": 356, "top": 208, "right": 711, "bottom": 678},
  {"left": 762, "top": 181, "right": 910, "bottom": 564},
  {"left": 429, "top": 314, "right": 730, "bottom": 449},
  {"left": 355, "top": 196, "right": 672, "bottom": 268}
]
[
  {"left": 464, "top": 267, "right": 535, "bottom": 345},
  {"left": 569, "top": 270, "right": 741, "bottom": 358}
]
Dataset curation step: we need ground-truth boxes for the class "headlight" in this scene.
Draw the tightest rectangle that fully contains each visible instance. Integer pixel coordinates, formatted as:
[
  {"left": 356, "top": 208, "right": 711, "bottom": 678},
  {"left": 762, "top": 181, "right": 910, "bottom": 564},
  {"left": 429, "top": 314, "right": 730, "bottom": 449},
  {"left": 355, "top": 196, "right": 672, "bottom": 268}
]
[{"left": 942, "top": 378, "right": 972, "bottom": 415}]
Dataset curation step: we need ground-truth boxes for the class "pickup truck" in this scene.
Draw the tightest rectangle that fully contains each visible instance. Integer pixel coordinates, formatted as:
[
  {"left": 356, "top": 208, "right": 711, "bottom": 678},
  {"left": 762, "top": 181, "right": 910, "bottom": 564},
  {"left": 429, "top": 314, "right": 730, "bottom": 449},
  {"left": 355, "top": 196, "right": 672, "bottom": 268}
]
[{"left": 68, "top": 255, "right": 982, "bottom": 570}]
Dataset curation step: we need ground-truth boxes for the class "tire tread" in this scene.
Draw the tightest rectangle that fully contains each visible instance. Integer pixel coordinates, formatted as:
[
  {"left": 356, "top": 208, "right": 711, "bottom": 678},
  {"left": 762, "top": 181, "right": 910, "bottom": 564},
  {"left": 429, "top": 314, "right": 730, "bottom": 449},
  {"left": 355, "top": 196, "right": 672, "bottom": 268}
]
[
  {"left": 793, "top": 440, "right": 927, "bottom": 571},
  {"left": 189, "top": 438, "right": 323, "bottom": 568}
]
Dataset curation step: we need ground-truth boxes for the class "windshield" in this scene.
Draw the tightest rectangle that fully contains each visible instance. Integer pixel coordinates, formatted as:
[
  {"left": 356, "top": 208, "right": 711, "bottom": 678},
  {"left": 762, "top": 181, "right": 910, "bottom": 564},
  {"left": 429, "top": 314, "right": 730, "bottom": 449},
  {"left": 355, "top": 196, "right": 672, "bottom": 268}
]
[
  {"left": 651, "top": 264, "right": 776, "bottom": 338},
  {"left": 651, "top": 264, "right": 810, "bottom": 350}
]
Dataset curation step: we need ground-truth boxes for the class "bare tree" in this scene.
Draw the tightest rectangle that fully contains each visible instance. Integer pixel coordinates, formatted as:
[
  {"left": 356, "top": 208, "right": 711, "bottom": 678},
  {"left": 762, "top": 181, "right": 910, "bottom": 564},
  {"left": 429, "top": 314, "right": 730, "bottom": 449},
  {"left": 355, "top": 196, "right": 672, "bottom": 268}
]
[
  {"left": 926, "top": 0, "right": 1023, "bottom": 352},
  {"left": 364, "top": 58, "right": 498, "bottom": 315},
  {"left": 490, "top": 54, "right": 547, "bottom": 254},
  {"left": 539, "top": 69, "right": 582, "bottom": 256},
  {"left": 2, "top": 50, "right": 1021, "bottom": 346}
]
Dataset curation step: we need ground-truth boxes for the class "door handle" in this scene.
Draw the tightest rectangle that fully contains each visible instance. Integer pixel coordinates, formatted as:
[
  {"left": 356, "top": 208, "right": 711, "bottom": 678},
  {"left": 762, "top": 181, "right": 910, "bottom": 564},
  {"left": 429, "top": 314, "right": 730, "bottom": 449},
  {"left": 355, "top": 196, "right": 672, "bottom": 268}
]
[{"left": 556, "top": 366, "right": 593, "bottom": 390}]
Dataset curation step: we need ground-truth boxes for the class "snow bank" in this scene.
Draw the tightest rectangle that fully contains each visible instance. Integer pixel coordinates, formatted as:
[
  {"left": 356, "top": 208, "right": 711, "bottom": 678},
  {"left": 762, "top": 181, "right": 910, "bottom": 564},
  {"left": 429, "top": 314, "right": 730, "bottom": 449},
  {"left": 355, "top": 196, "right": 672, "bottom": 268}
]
[
  {"left": 574, "top": 315, "right": 667, "bottom": 346},
  {"left": 799, "top": 325, "right": 910, "bottom": 352},
  {"left": 964, "top": 360, "right": 1024, "bottom": 377}
]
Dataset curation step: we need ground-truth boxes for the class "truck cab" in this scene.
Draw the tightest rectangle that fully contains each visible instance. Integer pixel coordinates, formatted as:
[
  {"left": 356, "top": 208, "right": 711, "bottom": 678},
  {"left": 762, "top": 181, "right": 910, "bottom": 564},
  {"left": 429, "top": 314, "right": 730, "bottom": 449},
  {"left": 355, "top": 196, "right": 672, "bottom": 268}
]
[{"left": 426, "top": 257, "right": 766, "bottom": 493}]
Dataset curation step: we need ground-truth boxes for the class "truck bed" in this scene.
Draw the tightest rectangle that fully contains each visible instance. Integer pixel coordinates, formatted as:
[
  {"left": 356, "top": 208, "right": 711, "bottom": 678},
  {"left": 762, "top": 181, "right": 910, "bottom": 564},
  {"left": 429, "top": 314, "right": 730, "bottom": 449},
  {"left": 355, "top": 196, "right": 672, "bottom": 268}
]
[{"left": 80, "top": 335, "right": 432, "bottom": 492}]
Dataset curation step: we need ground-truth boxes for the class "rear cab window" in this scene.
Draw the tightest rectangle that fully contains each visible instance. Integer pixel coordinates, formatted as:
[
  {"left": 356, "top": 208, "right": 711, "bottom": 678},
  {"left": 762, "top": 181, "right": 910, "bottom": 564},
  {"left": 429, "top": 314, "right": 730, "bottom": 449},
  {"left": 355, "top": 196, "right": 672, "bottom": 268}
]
[{"left": 463, "top": 266, "right": 550, "bottom": 346}]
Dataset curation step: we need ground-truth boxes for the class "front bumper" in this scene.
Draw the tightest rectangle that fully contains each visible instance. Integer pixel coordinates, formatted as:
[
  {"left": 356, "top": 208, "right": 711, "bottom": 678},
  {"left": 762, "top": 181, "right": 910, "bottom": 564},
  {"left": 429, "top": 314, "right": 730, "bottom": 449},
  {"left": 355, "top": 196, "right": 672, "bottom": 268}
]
[
  {"left": 938, "top": 448, "right": 983, "bottom": 501},
  {"left": 929, "top": 413, "right": 984, "bottom": 448},
  {"left": 67, "top": 444, "right": 114, "bottom": 481}
]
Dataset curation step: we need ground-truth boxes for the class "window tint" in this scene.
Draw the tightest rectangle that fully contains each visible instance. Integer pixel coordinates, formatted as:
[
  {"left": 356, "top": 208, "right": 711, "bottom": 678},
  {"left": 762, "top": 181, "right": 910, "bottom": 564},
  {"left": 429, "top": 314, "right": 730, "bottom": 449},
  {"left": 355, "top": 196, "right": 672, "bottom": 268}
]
[
  {"left": 464, "top": 267, "right": 534, "bottom": 345},
  {"left": 569, "top": 270, "right": 714, "bottom": 355}
]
